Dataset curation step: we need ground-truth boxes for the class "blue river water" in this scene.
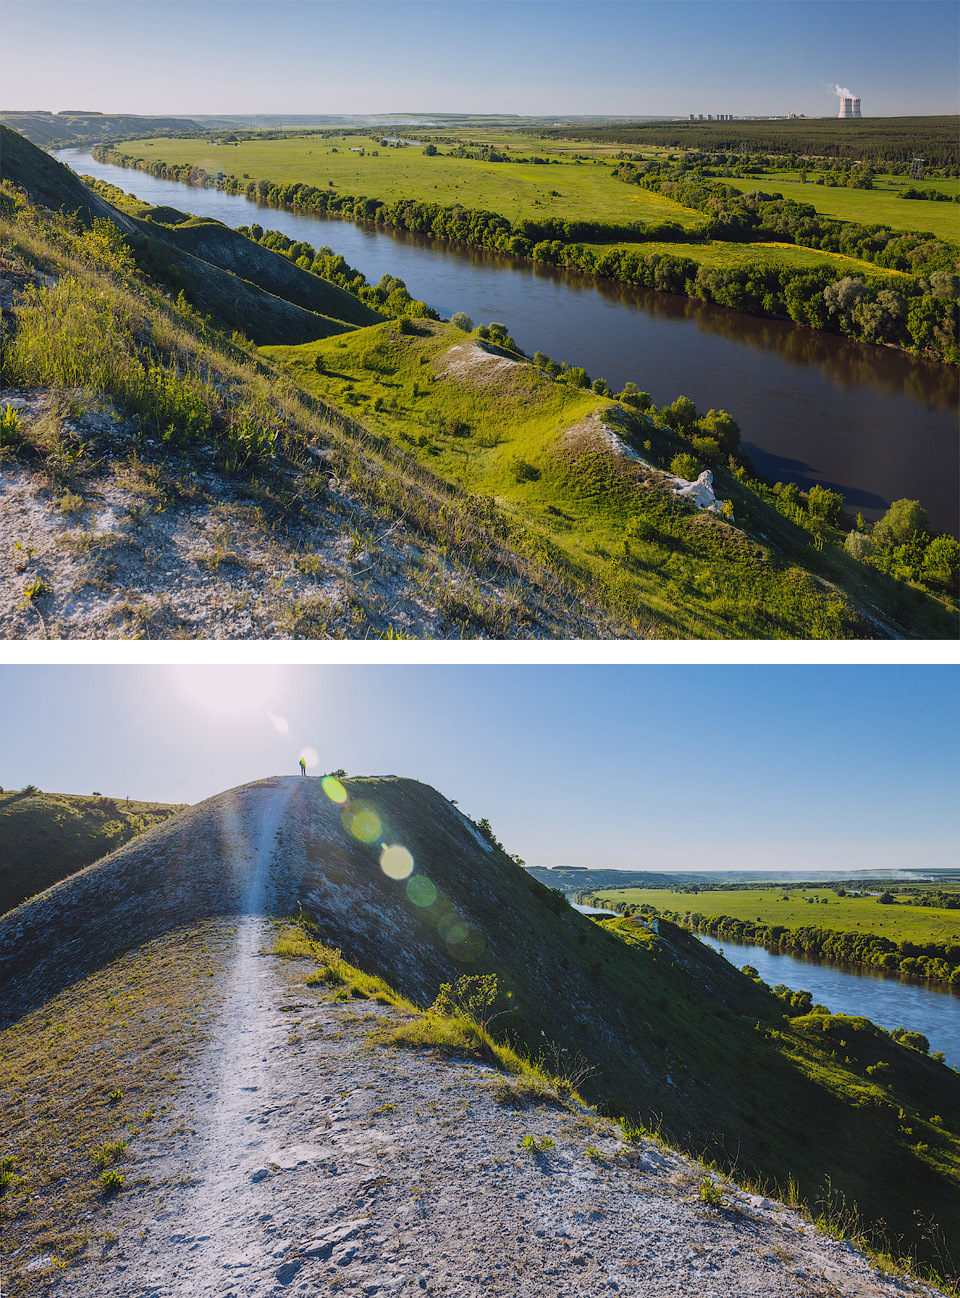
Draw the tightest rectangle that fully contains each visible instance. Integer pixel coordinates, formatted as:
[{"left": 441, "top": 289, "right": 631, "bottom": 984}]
[{"left": 698, "top": 931, "right": 960, "bottom": 1068}]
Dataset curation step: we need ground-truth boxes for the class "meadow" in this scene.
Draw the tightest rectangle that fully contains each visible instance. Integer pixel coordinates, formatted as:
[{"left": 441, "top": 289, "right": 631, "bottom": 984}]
[
  {"left": 718, "top": 172, "right": 960, "bottom": 243},
  {"left": 585, "top": 886, "right": 960, "bottom": 949},
  {"left": 116, "top": 134, "right": 705, "bottom": 230}
]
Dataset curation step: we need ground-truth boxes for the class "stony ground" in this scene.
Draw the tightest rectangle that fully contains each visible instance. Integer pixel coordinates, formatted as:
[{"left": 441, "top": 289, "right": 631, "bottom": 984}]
[
  {"left": 7, "top": 913, "right": 945, "bottom": 1298},
  {"left": 0, "top": 384, "right": 603, "bottom": 641}
]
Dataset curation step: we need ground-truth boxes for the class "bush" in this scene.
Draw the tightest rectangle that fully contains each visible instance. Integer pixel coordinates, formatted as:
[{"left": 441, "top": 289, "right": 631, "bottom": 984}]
[
  {"left": 697, "top": 408, "right": 740, "bottom": 453},
  {"left": 845, "top": 531, "right": 875, "bottom": 561},
  {"left": 874, "top": 499, "right": 928, "bottom": 548},
  {"left": 0, "top": 403, "right": 22, "bottom": 446},
  {"left": 670, "top": 453, "right": 701, "bottom": 480},
  {"left": 450, "top": 311, "right": 474, "bottom": 332},
  {"left": 891, "top": 1027, "right": 930, "bottom": 1054},
  {"left": 688, "top": 436, "right": 722, "bottom": 464},
  {"left": 921, "top": 535, "right": 960, "bottom": 588},
  {"left": 807, "top": 484, "right": 846, "bottom": 527}
]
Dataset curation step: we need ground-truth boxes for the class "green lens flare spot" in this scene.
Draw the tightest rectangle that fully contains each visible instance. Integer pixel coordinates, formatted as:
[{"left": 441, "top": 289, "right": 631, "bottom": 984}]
[
  {"left": 380, "top": 844, "right": 414, "bottom": 880},
  {"left": 322, "top": 776, "right": 347, "bottom": 804},
  {"left": 342, "top": 799, "right": 381, "bottom": 842},
  {"left": 406, "top": 875, "right": 437, "bottom": 908}
]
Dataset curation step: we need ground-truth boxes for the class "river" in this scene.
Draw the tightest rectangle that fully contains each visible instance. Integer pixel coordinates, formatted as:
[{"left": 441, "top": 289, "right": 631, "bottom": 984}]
[
  {"left": 697, "top": 931, "right": 960, "bottom": 1069},
  {"left": 55, "top": 148, "right": 959, "bottom": 535}
]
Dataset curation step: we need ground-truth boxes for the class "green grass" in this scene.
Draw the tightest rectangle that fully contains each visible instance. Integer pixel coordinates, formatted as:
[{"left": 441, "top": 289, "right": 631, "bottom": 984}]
[
  {"left": 586, "top": 237, "right": 909, "bottom": 277},
  {"left": 0, "top": 789, "right": 186, "bottom": 915},
  {"left": 262, "top": 319, "right": 957, "bottom": 640},
  {"left": 113, "top": 133, "right": 707, "bottom": 230},
  {"left": 584, "top": 886, "right": 960, "bottom": 949},
  {"left": 0, "top": 919, "right": 231, "bottom": 1295},
  {"left": 719, "top": 172, "right": 960, "bottom": 243}
]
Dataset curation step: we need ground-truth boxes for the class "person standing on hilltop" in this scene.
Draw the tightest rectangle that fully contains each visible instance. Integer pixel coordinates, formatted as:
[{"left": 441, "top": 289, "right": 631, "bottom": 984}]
[{"left": 299, "top": 758, "right": 307, "bottom": 777}]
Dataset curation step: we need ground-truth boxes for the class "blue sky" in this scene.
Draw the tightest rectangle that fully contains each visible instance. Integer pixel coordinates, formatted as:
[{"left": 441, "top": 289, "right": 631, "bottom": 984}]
[
  {"left": 1, "top": 665, "right": 956, "bottom": 873},
  {"left": 2, "top": 1, "right": 957, "bottom": 117}
]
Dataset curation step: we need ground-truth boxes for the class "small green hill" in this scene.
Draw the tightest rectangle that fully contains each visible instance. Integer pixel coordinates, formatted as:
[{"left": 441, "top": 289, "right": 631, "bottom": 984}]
[
  {"left": 0, "top": 111, "right": 204, "bottom": 149},
  {"left": 0, "top": 788, "right": 186, "bottom": 915},
  {"left": 264, "top": 320, "right": 956, "bottom": 639}
]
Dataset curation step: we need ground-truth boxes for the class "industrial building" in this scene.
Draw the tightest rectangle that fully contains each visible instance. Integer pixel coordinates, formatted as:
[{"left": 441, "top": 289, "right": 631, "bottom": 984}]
[{"left": 838, "top": 97, "right": 861, "bottom": 119}]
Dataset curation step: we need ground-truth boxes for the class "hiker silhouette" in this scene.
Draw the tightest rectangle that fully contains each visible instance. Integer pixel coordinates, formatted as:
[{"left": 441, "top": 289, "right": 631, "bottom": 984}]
[{"left": 299, "top": 758, "right": 306, "bottom": 776}]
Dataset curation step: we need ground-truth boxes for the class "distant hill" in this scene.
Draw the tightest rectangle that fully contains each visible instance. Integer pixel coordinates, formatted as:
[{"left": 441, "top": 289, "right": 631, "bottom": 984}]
[
  {"left": 0, "top": 787, "right": 186, "bottom": 914},
  {"left": 0, "top": 111, "right": 204, "bottom": 149}
]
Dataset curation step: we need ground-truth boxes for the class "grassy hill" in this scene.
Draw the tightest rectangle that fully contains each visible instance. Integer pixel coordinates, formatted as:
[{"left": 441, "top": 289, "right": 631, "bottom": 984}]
[
  {"left": 1, "top": 774, "right": 957, "bottom": 1278},
  {"left": 0, "top": 788, "right": 186, "bottom": 915},
  {"left": 263, "top": 319, "right": 956, "bottom": 638}
]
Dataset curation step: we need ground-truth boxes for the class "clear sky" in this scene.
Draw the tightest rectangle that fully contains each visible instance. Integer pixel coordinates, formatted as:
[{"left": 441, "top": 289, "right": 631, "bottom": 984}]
[
  {"left": 1, "top": 664, "right": 956, "bottom": 874},
  {"left": 1, "top": 1, "right": 957, "bottom": 118}
]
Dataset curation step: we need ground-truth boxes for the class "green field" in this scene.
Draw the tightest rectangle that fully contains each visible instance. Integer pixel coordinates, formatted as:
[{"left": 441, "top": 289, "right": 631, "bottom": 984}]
[
  {"left": 720, "top": 172, "right": 960, "bottom": 242},
  {"left": 119, "top": 134, "right": 705, "bottom": 230},
  {"left": 590, "top": 238, "right": 908, "bottom": 277},
  {"left": 587, "top": 885, "right": 960, "bottom": 948}
]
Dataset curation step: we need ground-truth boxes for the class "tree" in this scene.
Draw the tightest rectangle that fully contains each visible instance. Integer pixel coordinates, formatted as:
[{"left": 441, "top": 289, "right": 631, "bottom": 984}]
[
  {"left": 697, "top": 408, "right": 740, "bottom": 453},
  {"left": 450, "top": 311, "right": 474, "bottom": 331},
  {"left": 423, "top": 143, "right": 438, "bottom": 156},
  {"left": 873, "top": 499, "right": 928, "bottom": 548}
]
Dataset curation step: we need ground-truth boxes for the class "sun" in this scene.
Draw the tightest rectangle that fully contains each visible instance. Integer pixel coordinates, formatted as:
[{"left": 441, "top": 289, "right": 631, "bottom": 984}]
[{"left": 169, "top": 666, "right": 283, "bottom": 719}]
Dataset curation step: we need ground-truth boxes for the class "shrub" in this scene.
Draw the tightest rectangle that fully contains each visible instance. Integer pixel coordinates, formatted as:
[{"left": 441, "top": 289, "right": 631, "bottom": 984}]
[
  {"left": 0, "top": 403, "right": 22, "bottom": 446},
  {"left": 660, "top": 395, "right": 699, "bottom": 433},
  {"left": 921, "top": 535, "right": 960, "bottom": 588},
  {"left": 874, "top": 499, "right": 928, "bottom": 548},
  {"left": 807, "top": 484, "right": 846, "bottom": 527},
  {"left": 99, "top": 1169, "right": 124, "bottom": 1195},
  {"left": 669, "top": 453, "right": 701, "bottom": 480},
  {"left": 397, "top": 315, "right": 414, "bottom": 335},
  {"left": 697, "top": 408, "right": 740, "bottom": 453},
  {"left": 698, "top": 1176, "right": 724, "bottom": 1207},
  {"left": 450, "top": 311, "right": 474, "bottom": 332},
  {"left": 845, "top": 531, "right": 875, "bottom": 561},
  {"left": 687, "top": 436, "right": 722, "bottom": 464},
  {"left": 891, "top": 1027, "right": 930, "bottom": 1054}
]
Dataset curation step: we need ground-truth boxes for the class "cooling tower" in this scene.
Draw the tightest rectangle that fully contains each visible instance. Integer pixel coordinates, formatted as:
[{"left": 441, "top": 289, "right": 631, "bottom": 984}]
[{"left": 838, "top": 97, "right": 861, "bottom": 119}]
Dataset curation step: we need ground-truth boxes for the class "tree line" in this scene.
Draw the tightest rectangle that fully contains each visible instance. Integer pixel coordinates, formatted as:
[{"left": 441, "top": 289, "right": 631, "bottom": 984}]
[
  {"left": 533, "top": 117, "right": 960, "bottom": 168},
  {"left": 663, "top": 906, "right": 960, "bottom": 987}
]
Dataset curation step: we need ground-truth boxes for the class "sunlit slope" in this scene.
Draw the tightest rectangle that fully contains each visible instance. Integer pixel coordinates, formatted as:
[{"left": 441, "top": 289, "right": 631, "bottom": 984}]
[
  {"left": 1, "top": 773, "right": 957, "bottom": 1268},
  {"left": 0, "top": 127, "right": 376, "bottom": 345},
  {"left": 0, "top": 789, "right": 185, "bottom": 915},
  {"left": 264, "top": 320, "right": 952, "bottom": 640}
]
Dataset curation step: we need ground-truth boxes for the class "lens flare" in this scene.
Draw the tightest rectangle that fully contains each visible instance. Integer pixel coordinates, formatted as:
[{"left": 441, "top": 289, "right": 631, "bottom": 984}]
[
  {"left": 342, "top": 800, "right": 381, "bottom": 843},
  {"left": 406, "top": 876, "right": 437, "bottom": 908},
  {"left": 380, "top": 844, "right": 414, "bottom": 880},
  {"left": 322, "top": 776, "right": 347, "bottom": 803},
  {"left": 300, "top": 747, "right": 319, "bottom": 768},
  {"left": 269, "top": 713, "right": 290, "bottom": 734}
]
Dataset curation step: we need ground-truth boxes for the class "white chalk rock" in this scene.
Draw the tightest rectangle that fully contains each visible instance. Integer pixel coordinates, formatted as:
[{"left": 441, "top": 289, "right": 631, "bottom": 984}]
[{"left": 669, "top": 469, "right": 731, "bottom": 518}]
